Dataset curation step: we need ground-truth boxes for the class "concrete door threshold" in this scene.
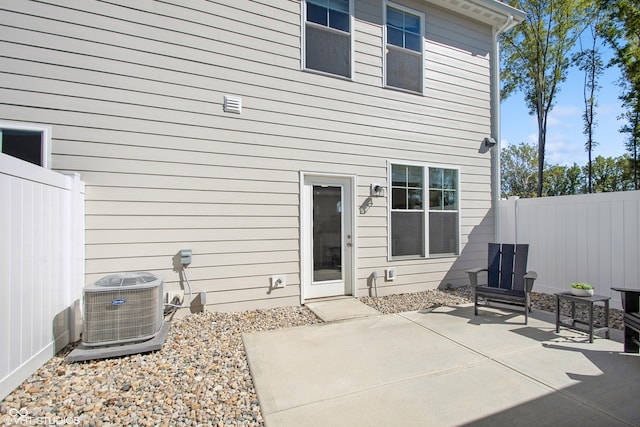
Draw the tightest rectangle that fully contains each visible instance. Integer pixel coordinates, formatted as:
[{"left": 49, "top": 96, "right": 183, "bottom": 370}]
[{"left": 305, "top": 296, "right": 380, "bottom": 322}]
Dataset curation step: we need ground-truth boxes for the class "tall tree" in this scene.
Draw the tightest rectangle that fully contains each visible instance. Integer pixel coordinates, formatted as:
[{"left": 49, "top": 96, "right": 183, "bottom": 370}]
[
  {"left": 599, "top": 0, "right": 640, "bottom": 189},
  {"left": 619, "top": 106, "right": 640, "bottom": 188},
  {"left": 501, "top": 0, "right": 592, "bottom": 197},
  {"left": 573, "top": 16, "right": 604, "bottom": 193}
]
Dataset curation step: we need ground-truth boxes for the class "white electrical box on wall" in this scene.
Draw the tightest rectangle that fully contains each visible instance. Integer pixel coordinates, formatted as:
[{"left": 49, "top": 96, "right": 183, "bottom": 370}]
[{"left": 385, "top": 268, "right": 396, "bottom": 281}]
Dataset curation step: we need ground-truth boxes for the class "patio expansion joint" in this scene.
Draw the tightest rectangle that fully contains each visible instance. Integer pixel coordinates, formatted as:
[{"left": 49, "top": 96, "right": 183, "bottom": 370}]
[{"left": 397, "top": 312, "right": 636, "bottom": 427}]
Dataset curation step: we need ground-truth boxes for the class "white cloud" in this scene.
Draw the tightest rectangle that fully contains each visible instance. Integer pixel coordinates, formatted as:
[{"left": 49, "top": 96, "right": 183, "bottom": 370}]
[
  {"left": 545, "top": 133, "right": 585, "bottom": 166},
  {"left": 546, "top": 105, "right": 582, "bottom": 128}
]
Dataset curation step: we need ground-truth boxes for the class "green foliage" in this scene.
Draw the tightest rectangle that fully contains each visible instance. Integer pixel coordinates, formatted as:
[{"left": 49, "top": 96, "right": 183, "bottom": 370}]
[
  {"left": 501, "top": 143, "right": 635, "bottom": 198},
  {"left": 501, "top": 0, "right": 594, "bottom": 197},
  {"left": 598, "top": 0, "right": 640, "bottom": 188},
  {"left": 545, "top": 164, "right": 584, "bottom": 196},
  {"left": 500, "top": 142, "right": 538, "bottom": 198},
  {"left": 502, "top": 0, "right": 640, "bottom": 194},
  {"left": 571, "top": 282, "right": 593, "bottom": 290}
]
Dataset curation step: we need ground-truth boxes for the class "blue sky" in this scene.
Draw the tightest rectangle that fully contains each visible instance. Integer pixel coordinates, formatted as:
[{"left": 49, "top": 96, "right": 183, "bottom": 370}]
[{"left": 500, "top": 47, "right": 629, "bottom": 167}]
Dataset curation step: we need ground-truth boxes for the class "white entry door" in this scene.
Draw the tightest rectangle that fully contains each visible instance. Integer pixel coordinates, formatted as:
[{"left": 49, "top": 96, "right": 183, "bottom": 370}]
[{"left": 301, "top": 175, "right": 354, "bottom": 300}]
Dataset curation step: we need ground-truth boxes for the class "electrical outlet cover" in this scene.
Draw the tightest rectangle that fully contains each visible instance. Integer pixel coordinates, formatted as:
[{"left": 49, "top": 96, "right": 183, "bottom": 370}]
[{"left": 385, "top": 268, "right": 396, "bottom": 281}]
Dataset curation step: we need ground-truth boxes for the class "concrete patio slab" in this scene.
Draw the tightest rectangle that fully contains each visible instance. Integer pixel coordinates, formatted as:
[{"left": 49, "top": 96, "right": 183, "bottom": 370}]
[{"left": 243, "top": 304, "right": 640, "bottom": 427}]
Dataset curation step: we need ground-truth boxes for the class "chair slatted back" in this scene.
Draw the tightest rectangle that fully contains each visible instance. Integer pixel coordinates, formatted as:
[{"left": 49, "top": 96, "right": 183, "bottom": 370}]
[{"left": 487, "top": 243, "right": 529, "bottom": 291}]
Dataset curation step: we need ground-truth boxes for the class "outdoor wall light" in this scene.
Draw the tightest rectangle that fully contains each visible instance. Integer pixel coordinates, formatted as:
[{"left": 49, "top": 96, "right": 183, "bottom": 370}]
[
  {"left": 483, "top": 137, "right": 497, "bottom": 148},
  {"left": 370, "top": 183, "right": 385, "bottom": 197}
]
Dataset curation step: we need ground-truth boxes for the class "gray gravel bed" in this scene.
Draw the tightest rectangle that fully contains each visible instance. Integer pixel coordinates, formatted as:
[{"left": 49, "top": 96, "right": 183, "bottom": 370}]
[
  {"left": 1, "top": 307, "right": 320, "bottom": 427},
  {"left": 1, "top": 288, "right": 624, "bottom": 426},
  {"left": 359, "top": 286, "right": 624, "bottom": 330}
]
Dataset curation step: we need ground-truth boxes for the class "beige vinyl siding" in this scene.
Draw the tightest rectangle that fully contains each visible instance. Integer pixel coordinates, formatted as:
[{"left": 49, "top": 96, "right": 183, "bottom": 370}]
[{"left": 0, "top": 0, "right": 495, "bottom": 310}]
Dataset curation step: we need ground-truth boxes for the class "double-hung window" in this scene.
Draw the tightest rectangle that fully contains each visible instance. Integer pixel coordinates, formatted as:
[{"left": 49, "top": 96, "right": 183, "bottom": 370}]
[
  {"left": 385, "top": 3, "right": 424, "bottom": 93},
  {"left": 0, "top": 122, "right": 50, "bottom": 168},
  {"left": 390, "top": 163, "right": 459, "bottom": 258},
  {"left": 303, "top": 0, "right": 352, "bottom": 78}
]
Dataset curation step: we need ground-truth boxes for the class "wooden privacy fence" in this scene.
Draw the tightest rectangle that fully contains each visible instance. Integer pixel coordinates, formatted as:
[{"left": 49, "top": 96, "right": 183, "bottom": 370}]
[
  {"left": 0, "top": 154, "right": 85, "bottom": 400},
  {"left": 498, "top": 191, "right": 640, "bottom": 310}
]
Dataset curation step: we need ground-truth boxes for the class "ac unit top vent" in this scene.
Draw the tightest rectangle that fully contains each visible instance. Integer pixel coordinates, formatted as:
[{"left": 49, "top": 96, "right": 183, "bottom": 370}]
[{"left": 92, "top": 272, "right": 160, "bottom": 288}]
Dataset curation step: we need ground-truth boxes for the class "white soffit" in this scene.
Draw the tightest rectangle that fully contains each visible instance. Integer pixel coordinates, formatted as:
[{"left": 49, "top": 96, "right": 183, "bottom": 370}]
[{"left": 424, "top": 0, "right": 526, "bottom": 30}]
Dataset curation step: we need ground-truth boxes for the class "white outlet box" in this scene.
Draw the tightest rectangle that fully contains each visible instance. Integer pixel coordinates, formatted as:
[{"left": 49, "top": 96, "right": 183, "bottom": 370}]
[
  {"left": 385, "top": 268, "right": 396, "bottom": 281},
  {"left": 166, "top": 290, "right": 184, "bottom": 304},
  {"left": 271, "top": 275, "right": 287, "bottom": 288}
]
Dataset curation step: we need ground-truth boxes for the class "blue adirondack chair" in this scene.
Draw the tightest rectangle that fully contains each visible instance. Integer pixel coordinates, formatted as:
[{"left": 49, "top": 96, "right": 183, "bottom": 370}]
[{"left": 467, "top": 243, "right": 537, "bottom": 324}]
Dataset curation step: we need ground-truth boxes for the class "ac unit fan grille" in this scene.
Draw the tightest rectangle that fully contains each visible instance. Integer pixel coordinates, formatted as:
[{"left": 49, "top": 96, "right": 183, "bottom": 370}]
[{"left": 83, "top": 284, "right": 163, "bottom": 346}]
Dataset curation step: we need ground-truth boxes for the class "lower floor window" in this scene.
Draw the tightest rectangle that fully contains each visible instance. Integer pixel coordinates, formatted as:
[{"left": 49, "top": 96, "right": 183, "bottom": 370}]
[{"left": 390, "top": 162, "right": 459, "bottom": 258}]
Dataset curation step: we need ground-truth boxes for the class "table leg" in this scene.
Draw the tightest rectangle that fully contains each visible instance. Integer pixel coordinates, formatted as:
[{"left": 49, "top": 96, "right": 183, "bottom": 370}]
[
  {"left": 556, "top": 295, "right": 560, "bottom": 334},
  {"left": 605, "top": 299, "right": 610, "bottom": 339},
  {"left": 571, "top": 301, "right": 576, "bottom": 325},
  {"left": 589, "top": 302, "right": 594, "bottom": 343}
]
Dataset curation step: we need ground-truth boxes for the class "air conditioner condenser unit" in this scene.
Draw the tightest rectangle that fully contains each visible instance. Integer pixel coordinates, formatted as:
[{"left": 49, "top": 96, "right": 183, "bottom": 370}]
[{"left": 67, "top": 272, "right": 170, "bottom": 362}]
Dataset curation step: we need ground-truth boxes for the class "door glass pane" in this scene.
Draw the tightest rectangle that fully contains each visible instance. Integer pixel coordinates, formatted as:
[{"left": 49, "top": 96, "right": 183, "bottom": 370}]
[{"left": 313, "top": 186, "right": 342, "bottom": 282}]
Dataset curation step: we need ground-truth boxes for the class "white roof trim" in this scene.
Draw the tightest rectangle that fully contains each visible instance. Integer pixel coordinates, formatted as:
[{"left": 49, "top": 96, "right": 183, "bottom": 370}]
[{"left": 423, "top": 0, "right": 526, "bottom": 30}]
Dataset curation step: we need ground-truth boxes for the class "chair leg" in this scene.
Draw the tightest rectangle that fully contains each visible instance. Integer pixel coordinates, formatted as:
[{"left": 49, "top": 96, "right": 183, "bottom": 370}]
[{"left": 474, "top": 293, "right": 478, "bottom": 315}]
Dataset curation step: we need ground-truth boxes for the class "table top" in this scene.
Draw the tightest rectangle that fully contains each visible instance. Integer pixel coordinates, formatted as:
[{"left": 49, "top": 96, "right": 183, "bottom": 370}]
[{"left": 554, "top": 291, "right": 611, "bottom": 302}]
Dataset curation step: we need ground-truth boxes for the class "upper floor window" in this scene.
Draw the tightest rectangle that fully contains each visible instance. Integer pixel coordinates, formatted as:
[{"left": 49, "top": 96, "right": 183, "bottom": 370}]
[
  {"left": 385, "top": 3, "right": 424, "bottom": 93},
  {"left": 389, "top": 162, "right": 459, "bottom": 258},
  {"left": 0, "top": 122, "right": 50, "bottom": 168},
  {"left": 303, "top": 0, "right": 352, "bottom": 78}
]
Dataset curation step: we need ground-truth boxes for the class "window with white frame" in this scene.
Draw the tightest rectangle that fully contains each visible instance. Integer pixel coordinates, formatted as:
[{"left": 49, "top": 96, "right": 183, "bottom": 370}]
[
  {"left": 385, "top": 3, "right": 424, "bottom": 93},
  {"left": 303, "top": 0, "right": 352, "bottom": 78},
  {"left": 390, "top": 163, "right": 459, "bottom": 258},
  {"left": 0, "top": 122, "right": 50, "bottom": 168}
]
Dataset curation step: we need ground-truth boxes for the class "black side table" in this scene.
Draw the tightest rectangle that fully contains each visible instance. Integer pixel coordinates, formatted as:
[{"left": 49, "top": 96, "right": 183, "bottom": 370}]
[{"left": 555, "top": 292, "right": 610, "bottom": 343}]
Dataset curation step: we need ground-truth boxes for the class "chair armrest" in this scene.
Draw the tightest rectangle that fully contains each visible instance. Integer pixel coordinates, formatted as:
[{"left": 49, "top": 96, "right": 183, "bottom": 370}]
[
  {"left": 524, "top": 271, "right": 537, "bottom": 293},
  {"left": 612, "top": 288, "right": 640, "bottom": 313},
  {"left": 466, "top": 268, "right": 488, "bottom": 287}
]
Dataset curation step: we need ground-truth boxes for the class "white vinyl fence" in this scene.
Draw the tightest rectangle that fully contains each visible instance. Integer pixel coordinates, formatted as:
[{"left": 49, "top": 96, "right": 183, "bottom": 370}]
[
  {"left": 0, "top": 154, "right": 85, "bottom": 400},
  {"left": 498, "top": 191, "right": 640, "bottom": 310}
]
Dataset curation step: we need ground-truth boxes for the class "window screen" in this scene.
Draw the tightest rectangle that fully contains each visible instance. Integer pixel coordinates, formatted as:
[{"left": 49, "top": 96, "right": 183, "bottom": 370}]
[
  {"left": 386, "top": 5, "right": 423, "bottom": 93},
  {"left": 305, "top": 0, "right": 351, "bottom": 78}
]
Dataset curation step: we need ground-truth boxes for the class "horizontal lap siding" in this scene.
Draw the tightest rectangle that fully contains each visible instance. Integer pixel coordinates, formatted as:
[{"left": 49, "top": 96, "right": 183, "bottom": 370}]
[
  {"left": 353, "top": 0, "right": 493, "bottom": 297},
  {"left": 0, "top": 0, "right": 494, "bottom": 310}
]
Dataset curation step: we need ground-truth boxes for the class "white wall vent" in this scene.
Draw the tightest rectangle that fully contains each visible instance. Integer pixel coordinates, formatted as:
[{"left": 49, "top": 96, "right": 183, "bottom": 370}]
[
  {"left": 223, "top": 95, "right": 242, "bottom": 114},
  {"left": 82, "top": 272, "right": 164, "bottom": 347}
]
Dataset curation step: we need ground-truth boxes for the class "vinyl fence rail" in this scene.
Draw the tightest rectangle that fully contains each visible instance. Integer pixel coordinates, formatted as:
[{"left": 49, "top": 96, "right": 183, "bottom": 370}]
[
  {"left": 0, "top": 153, "right": 85, "bottom": 401},
  {"left": 498, "top": 191, "right": 640, "bottom": 310}
]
